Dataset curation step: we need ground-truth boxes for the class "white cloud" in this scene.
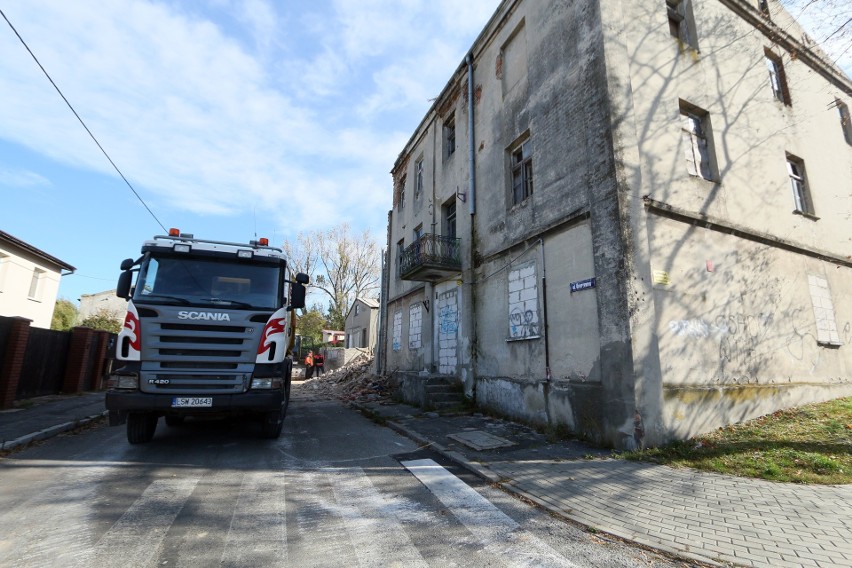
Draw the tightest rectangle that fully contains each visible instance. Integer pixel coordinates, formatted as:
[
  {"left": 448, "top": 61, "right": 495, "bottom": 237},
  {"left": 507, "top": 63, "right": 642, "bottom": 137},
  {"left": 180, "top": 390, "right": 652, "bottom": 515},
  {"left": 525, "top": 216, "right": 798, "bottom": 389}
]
[{"left": 0, "top": 167, "right": 51, "bottom": 188}]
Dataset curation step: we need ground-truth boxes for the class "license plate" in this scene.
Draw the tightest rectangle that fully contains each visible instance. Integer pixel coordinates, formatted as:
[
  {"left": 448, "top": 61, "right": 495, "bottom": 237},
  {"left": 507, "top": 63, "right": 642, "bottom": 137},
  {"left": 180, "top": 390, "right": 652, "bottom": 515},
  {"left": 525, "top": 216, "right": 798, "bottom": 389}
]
[{"left": 171, "top": 397, "right": 213, "bottom": 408}]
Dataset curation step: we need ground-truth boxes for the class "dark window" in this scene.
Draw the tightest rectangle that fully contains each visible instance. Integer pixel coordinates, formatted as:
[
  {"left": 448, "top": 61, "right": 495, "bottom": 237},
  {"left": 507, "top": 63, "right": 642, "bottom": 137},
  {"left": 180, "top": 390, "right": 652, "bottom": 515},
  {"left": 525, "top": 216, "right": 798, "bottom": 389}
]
[
  {"left": 396, "top": 239, "right": 405, "bottom": 277},
  {"left": 444, "top": 200, "right": 457, "bottom": 240},
  {"left": 666, "top": 0, "right": 697, "bottom": 49},
  {"left": 757, "top": 0, "right": 770, "bottom": 17},
  {"left": 397, "top": 175, "right": 406, "bottom": 210},
  {"left": 511, "top": 139, "right": 533, "bottom": 205},
  {"left": 415, "top": 159, "right": 424, "bottom": 198},
  {"left": 444, "top": 116, "right": 456, "bottom": 159},
  {"left": 765, "top": 49, "right": 791, "bottom": 105}
]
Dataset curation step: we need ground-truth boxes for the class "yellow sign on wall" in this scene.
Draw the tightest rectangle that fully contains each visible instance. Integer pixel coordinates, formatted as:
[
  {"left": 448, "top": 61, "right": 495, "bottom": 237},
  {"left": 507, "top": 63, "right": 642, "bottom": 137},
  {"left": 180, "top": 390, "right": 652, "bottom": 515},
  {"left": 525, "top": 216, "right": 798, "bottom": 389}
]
[{"left": 652, "top": 270, "right": 670, "bottom": 285}]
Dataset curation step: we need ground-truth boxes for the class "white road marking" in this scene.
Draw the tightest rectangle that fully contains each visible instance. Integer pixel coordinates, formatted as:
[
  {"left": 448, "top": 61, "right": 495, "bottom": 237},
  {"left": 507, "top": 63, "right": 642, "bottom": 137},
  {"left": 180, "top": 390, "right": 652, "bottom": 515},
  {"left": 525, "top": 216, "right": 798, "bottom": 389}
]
[
  {"left": 329, "top": 467, "right": 429, "bottom": 568},
  {"left": 87, "top": 477, "right": 199, "bottom": 567},
  {"left": 402, "top": 459, "right": 578, "bottom": 568},
  {"left": 221, "top": 471, "right": 287, "bottom": 566}
]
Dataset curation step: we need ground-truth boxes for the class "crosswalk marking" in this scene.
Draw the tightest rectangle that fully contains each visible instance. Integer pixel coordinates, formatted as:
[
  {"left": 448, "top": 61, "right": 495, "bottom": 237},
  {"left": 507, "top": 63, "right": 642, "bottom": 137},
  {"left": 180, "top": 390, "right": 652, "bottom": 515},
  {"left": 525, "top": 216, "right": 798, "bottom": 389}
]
[
  {"left": 221, "top": 471, "right": 288, "bottom": 566},
  {"left": 402, "top": 459, "right": 578, "bottom": 568},
  {"left": 87, "top": 477, "right": 199, "bottom": 568},
  {"left": 329, "top": 467, "right": 429, "bottom": 568}
]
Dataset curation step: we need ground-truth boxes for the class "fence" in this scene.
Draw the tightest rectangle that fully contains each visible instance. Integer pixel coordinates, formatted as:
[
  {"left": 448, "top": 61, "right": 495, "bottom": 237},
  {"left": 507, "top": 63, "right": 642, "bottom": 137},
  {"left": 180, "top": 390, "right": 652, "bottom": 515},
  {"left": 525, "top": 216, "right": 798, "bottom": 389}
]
[{"left": 0, "top": 315, "right": 114, "bottom": 409}]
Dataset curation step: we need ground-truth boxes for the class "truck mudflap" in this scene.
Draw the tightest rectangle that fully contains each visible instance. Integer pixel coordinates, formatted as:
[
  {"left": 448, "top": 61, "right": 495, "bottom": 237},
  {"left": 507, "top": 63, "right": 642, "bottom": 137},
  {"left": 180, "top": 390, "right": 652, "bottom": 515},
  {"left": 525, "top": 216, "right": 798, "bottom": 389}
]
[{"left": 105, "top": 390, "right": 285, "bottom": 415}]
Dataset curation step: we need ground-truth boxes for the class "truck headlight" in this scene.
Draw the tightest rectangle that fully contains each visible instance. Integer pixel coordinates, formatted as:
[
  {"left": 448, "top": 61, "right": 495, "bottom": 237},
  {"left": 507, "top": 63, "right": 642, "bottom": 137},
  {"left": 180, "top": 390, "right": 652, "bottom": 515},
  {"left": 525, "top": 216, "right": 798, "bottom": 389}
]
[
  {"left": 108, "top": 373, "right": 139, "bottom": 390},
  {"left": 251, "top": 378, "right": 283, "bottom": 390}
]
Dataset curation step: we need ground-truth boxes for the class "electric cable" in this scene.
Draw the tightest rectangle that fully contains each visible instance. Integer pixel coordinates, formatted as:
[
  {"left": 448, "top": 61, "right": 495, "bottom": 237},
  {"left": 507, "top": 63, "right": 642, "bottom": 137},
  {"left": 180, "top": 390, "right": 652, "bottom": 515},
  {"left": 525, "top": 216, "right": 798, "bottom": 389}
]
[{"left": 0, "top": 8, "right": 168, "bottom": 233}]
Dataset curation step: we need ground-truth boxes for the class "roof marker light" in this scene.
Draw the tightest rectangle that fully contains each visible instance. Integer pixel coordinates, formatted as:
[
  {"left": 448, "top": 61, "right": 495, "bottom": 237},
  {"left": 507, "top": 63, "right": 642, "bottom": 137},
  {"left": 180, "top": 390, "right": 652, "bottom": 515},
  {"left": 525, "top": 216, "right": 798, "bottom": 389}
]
[
  {"left": 169, "top": 228, "right": 180, "bottom": 236},
  {"left": 259, "top": 237, "right": 269, "bottom": 246}
]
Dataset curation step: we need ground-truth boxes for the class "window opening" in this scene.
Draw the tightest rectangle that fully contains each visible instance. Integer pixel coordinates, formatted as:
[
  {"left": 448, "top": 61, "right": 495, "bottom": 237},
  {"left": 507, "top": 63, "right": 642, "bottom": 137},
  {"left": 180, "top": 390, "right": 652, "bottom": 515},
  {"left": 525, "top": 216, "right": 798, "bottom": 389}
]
[
  {"left": 444, "top": 116, "right": 456, "bottom": 159},
  {"left": 511, "top": 139, "right": 533, "bottom": 205},
  {"left": 765, "top": 50, "right": 790, "bottom": 105},
  {"left": 415, "top": 158, "right": 424, "bottom": 199},
  {"left": 786, "top": 155, "right": 813, "bottom": 215},
  {"left": 680, "top": 107, "right": 714, "bottom": 180}
]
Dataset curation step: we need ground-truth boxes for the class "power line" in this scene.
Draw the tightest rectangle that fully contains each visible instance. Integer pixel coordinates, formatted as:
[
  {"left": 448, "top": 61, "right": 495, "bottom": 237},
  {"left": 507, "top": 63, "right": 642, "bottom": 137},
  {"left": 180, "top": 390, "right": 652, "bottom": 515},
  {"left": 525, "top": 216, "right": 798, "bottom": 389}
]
[{"left": 0, "top": 8, "right": 167, "bottom": 233}]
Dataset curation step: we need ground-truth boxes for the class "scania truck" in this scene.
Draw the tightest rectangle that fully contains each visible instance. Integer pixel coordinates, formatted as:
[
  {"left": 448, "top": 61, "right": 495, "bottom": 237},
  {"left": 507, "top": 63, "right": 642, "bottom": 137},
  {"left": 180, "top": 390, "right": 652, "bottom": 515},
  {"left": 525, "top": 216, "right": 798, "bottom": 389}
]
[{"left": 105, "top": 229, "right": 308, "bottom": 444}]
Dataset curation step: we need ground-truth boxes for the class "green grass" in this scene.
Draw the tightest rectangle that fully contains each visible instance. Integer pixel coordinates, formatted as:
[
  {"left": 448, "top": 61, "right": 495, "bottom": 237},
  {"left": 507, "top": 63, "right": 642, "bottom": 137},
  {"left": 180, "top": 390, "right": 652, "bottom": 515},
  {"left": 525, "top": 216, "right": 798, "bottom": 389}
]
[{"left": 621, "top": 397, "right": 852, "bottom": 485}]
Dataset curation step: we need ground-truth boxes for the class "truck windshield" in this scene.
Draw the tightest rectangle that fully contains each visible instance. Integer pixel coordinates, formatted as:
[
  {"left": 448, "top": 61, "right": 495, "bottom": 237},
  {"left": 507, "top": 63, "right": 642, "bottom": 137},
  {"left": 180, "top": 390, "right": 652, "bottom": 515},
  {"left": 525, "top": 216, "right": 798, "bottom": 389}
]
[{"left": 133, "top": 255, "right": 282, "bottom": 310}]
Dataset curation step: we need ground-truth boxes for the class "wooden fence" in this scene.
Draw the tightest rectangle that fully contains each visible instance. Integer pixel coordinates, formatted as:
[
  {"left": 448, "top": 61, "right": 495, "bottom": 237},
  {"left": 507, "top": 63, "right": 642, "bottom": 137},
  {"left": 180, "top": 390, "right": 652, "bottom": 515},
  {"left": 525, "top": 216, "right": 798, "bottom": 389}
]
[{"left": 0, "top": 315, "right": 114, "bottom": 409}]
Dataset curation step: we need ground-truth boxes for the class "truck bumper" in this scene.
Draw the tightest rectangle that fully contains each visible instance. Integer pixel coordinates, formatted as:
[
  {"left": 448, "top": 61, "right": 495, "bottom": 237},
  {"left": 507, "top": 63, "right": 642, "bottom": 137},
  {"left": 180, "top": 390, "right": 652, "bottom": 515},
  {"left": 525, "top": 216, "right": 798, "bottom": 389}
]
[{"left": 105, "top": 390, "right": 284, "bottom": 414}]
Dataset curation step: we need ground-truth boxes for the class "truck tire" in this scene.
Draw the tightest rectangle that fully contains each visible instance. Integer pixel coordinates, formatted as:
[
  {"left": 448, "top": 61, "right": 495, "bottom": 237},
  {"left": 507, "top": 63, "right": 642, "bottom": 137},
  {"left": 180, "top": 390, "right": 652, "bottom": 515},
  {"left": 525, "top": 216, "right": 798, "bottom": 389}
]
[
  {"left": 127, "top": 413, "right": 158, "bottom": 444},
  {"left": 259, "top": 374, "right": 291, "bottom": 439}
]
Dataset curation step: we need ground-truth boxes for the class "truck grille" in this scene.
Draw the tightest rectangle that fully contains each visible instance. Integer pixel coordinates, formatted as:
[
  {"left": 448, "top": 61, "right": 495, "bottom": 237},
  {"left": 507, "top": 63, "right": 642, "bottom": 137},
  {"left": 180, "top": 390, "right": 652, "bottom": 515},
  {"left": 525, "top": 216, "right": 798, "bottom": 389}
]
[{"left": 139, "top": 317, "right": 259, "bottom": 395}]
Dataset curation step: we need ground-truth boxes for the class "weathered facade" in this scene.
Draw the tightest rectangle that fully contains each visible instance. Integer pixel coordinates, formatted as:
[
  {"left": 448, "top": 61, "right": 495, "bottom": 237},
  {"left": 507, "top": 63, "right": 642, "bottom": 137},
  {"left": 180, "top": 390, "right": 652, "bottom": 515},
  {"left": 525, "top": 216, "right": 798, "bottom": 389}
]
[
  {"left": 344, "top": 298, "right": 379, "bottom": 351},
  {"left": 380, "top": 0, "right": 852, "bottom": 448}
]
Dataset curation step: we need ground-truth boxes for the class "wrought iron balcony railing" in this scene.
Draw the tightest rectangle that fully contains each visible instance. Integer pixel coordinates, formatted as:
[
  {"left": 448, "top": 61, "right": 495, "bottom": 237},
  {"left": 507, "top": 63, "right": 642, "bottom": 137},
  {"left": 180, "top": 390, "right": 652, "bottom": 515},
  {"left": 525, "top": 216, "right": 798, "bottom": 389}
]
[{"left": 399, "top": 233, "right": 461, "bottom": 281}]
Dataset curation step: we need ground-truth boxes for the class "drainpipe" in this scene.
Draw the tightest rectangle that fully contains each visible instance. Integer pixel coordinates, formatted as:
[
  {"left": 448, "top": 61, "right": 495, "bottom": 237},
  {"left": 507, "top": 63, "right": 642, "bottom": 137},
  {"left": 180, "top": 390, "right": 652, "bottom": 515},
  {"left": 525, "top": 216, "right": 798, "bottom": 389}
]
[
  {"left": 465, "top": 52, "right": 477, "bottom": 397},
  {"left": 539, "top": 238, "right": 551, "bottom": 382}
]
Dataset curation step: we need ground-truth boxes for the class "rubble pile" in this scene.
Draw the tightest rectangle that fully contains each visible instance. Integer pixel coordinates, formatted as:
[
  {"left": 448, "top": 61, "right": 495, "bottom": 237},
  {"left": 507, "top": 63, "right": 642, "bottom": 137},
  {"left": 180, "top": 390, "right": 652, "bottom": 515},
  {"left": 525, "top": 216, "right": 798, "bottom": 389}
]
[{"left": 302, "top": 355, "right": 396, "bottom": 402}]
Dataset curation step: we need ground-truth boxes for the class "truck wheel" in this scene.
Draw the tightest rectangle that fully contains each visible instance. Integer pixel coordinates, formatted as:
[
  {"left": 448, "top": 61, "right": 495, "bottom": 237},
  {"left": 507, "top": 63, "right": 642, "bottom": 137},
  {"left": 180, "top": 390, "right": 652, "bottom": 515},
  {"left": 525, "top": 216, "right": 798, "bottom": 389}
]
[
  {"left": 259, "top": 408, "right": 284, "bottom": 439},
  {"left": 127, "top": 413, "right": 158, "bottom": 444}
]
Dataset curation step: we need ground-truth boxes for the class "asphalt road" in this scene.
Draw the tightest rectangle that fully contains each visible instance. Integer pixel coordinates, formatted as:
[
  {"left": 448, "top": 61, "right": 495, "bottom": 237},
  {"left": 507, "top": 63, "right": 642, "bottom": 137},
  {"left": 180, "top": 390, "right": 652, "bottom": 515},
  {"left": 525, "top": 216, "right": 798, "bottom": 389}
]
[{"left": 0, "top": 387, "right": 689, "bottom": 567}]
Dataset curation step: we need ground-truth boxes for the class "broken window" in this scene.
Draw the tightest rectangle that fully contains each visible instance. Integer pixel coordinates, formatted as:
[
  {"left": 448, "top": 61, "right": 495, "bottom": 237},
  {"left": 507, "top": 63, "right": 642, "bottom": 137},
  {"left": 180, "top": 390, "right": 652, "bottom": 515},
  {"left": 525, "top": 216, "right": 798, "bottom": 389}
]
[
  {"left": 414, "top": 158, "right": 424, "bottom": 199},
  {"left": 786, "top": 155, "right": 814, "bottom": 216},
  {"left": 396, "top": 239, "right": 405, "bottom": 277},
  {"left": 444, "top": 115, "right": 456, "bottom": 159},
  {"left": 511, "top": 139, "right": 533, "bottom": 205},
  {"left": 765, "top": 49, "right": 790, "bottom": 105},
  {"left": 757, "top": 0, "right": 770, "bottom": 17},
  {"left": 397, "top": 175, "right": 406, "bottom": 210},
  {"left": 680, "top": 105, "right": 714, "bottom": 180},
  {"left": 666, "top": 0, "right": 697, "bottom": 50},
  {"left": 836, "top": 99, "right": 852, "bottom": 146}
]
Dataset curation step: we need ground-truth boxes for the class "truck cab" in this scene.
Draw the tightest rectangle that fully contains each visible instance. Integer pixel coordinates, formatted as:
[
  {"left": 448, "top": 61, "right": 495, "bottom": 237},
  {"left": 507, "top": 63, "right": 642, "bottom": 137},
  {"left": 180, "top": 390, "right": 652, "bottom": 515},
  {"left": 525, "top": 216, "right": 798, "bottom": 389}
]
[{"left": 106, "top": 229, "right": 307, "bottom": 443}]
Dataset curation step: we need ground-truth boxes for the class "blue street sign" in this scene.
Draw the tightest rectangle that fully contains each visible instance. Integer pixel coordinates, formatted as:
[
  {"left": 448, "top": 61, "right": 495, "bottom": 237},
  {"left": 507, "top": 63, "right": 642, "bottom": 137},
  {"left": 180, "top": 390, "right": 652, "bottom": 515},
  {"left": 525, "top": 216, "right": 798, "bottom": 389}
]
[{"left": 570, "top": 277, "right": 596, "bottom": 293}]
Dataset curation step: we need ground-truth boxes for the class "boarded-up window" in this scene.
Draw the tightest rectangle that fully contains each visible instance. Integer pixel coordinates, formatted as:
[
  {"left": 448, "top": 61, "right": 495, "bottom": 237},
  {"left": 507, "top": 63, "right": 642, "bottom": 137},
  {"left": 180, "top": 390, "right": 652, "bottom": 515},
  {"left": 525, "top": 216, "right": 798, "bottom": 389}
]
[
  {"left": 508, "top": 262, "right": 540, "bottom": 340},
  {"left": 808, "top": 275, "right": 841, "bottom": 346},
  {"left": 392, "top": 310, "right": 402, "bottom": 351},
  {"left": 409, "top": 303, "right": 422, "bottom": 349},
  {"left": 501, "top": 21, "right": 527, "bottom": 96}
]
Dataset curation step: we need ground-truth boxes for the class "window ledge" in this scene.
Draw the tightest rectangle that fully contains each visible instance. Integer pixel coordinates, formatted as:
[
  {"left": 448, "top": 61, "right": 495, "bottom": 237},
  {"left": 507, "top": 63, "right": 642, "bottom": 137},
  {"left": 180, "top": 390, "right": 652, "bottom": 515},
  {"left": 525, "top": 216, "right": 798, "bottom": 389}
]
[
  {"left": 793, "top": 210, "right": 820, "bottom": 221},
  {"left": 817, "top": 341, "right": 842, "bottom": 349},
  {"left": 506, "top": 335, "right": 541, "bottom": 343}
]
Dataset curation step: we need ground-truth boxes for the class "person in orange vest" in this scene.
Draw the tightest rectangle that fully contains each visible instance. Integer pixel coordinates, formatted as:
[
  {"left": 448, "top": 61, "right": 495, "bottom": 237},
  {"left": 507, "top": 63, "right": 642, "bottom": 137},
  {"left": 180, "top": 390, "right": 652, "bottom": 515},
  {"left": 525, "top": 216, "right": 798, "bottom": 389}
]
[{"left": 304, "top": 350, "right": 314, "bottom": 379}]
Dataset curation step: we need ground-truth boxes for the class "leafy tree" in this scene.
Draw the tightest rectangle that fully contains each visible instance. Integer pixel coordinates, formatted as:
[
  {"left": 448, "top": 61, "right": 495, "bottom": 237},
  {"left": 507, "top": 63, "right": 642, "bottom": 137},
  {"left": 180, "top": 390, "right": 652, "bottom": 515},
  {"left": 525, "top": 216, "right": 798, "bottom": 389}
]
[
  {"left": 296, "top": 304, "right": 326, "bottom": 345},
  {"left": 283, "top": 223, "right": 381, "bottom": 328},
  {"left": 51, "top": 298, "right": 78, "bottom": 331},
  {"left": 79, "top": 308, "right": 122, "bottom": 333}
]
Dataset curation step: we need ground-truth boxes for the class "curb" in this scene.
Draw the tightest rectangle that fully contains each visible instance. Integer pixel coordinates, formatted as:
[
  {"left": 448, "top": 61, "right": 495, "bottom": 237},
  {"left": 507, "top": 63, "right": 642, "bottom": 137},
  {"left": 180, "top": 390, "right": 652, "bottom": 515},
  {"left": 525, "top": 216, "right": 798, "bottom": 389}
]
[
  {"left": 0, "top": 410, "right": 108, "bottom": 452},
  {"left": 353, "top": 402, "right": 725, "bottom": 568}
]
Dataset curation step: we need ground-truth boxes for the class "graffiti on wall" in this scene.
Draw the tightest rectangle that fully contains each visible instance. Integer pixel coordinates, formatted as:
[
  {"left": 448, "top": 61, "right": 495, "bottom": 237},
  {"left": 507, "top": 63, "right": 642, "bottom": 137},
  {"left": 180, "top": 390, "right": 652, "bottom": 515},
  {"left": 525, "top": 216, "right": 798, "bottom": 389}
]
[
  {"left": 508, "top": 262, "right": 540, "bottom": 340},
  {"left": 438, "top": 289, "right": 458, "bottom": 374}
]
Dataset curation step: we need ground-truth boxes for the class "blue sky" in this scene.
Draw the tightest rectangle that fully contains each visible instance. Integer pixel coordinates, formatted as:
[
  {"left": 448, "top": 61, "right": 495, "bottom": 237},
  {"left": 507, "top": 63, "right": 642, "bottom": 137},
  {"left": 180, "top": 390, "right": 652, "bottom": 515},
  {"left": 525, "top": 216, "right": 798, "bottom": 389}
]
[{"left": 0, "top": 0, "right": 848, "bottom": 307}]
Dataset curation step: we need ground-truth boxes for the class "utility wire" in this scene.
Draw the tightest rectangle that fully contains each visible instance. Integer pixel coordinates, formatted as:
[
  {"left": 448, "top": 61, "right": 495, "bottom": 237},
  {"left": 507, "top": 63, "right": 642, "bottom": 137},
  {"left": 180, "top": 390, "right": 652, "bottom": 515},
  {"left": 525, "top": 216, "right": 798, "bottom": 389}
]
[{"left": 0, "top": 8, "right": 167, "bottom": 233}]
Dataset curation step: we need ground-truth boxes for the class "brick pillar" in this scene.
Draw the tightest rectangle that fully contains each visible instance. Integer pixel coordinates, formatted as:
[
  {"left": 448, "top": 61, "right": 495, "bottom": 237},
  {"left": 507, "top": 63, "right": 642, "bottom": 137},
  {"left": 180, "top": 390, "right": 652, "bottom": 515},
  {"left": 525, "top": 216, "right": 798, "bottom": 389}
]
[
  {"left": 0, "top": 318, "right": 32, "bottom": 409},
  {"left": 93, "top": 331, "right": 111, "bottom": 390},
  {"left": 63, "top": 327, "right": 95, "bottom": 394}
]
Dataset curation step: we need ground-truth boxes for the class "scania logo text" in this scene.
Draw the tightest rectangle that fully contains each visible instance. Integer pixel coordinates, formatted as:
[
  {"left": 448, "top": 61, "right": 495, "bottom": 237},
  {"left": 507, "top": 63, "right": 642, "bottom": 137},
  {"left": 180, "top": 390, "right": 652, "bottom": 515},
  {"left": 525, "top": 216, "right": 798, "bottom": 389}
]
[{"left": 177, "top": 311, "right": 231, "bottom": 321}]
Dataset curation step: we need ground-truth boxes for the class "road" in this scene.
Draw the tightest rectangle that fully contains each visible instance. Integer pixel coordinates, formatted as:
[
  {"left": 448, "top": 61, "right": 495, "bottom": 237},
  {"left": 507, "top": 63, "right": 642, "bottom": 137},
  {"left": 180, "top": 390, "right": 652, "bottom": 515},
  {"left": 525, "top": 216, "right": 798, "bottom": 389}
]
[{"left": 0, "top": 385, "right": 689, "bottom": 567}]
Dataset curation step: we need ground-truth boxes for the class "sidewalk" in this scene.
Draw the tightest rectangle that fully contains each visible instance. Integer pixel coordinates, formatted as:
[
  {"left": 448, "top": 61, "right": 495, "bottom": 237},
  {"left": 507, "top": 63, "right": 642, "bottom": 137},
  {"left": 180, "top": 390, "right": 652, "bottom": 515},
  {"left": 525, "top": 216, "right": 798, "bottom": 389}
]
[
  {"left": 353, "top": 400, "right": 852, "bottom": 568},
  {"left": 0, "top": 391, "right": 106, "bottom": 451},
  {"left": 1, "top": 392, "right": 849, "bottom": 567}
]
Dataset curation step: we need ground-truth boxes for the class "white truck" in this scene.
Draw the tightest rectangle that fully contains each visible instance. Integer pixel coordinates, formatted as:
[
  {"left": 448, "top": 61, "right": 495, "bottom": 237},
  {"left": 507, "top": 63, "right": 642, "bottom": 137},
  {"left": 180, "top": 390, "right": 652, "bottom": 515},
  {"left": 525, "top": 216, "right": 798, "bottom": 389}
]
[{"left": 105, "top": 229, "right": 308, "bottom": 443}]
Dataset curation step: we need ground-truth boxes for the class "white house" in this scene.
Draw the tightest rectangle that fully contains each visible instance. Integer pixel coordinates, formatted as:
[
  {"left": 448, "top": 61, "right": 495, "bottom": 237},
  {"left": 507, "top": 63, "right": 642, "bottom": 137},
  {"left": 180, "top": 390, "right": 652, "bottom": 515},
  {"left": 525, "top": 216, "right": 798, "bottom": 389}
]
[
  {"left": 0, "top": 230, "right": 75, "bottom": 329},
  {"left": 345, "top": 298, "right": 379, "bottom": 351}
]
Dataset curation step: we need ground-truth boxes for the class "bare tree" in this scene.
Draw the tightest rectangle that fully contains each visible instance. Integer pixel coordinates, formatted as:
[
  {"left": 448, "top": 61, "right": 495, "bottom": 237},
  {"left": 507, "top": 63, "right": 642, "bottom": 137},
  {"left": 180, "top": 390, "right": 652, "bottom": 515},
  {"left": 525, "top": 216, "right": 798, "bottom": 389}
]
[{"left": 282, "top": 223, "right": 381, "bottom": 329}]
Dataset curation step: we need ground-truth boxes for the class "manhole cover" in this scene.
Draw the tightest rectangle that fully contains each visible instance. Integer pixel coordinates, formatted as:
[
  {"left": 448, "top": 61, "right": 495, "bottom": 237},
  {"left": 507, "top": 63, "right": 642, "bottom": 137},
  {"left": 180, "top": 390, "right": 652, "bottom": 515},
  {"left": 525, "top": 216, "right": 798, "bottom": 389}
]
[{"left": 447, "top": 430, "right": 515, "bottom": 450}]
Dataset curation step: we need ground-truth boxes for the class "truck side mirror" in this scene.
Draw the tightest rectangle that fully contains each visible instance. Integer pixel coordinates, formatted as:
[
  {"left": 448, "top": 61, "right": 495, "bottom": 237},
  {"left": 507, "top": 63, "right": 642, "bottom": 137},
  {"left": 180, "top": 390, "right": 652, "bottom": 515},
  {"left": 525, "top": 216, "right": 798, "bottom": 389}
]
[
  {"left": 120, "top": 258, "right": 135, "bottom": 271},
  {"left": 116, "top": 271, "right": 133, "bottom": 299},
  {"left": 288, "top": 282, "right": 306, "bottom": 311},
  {"left": 295, "top": 272, "right": 309, "bottom": 284}
]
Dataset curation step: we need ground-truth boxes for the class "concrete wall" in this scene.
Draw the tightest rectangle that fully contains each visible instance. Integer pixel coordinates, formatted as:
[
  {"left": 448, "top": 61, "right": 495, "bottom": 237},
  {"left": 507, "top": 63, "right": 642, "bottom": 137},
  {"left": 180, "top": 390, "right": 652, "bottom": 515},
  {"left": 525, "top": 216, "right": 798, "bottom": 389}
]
[{"left": 0, "top": 243, "right": 64, "bottom": 329}]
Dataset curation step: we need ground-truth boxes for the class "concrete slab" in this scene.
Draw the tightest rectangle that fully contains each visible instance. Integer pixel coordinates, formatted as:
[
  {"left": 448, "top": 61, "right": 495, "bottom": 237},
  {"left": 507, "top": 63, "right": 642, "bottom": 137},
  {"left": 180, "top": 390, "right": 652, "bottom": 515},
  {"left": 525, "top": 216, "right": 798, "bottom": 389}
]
[{"left": 447, "top": 430, "right": 515, "bottom": 450}]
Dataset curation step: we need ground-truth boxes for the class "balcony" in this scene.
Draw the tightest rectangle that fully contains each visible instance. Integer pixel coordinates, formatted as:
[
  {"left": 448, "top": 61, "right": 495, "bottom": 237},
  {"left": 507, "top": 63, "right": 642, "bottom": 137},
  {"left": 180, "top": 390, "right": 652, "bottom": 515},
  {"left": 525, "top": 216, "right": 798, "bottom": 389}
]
[{"left": 399, "top": 233, "right": 461, "bottom": 282}]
